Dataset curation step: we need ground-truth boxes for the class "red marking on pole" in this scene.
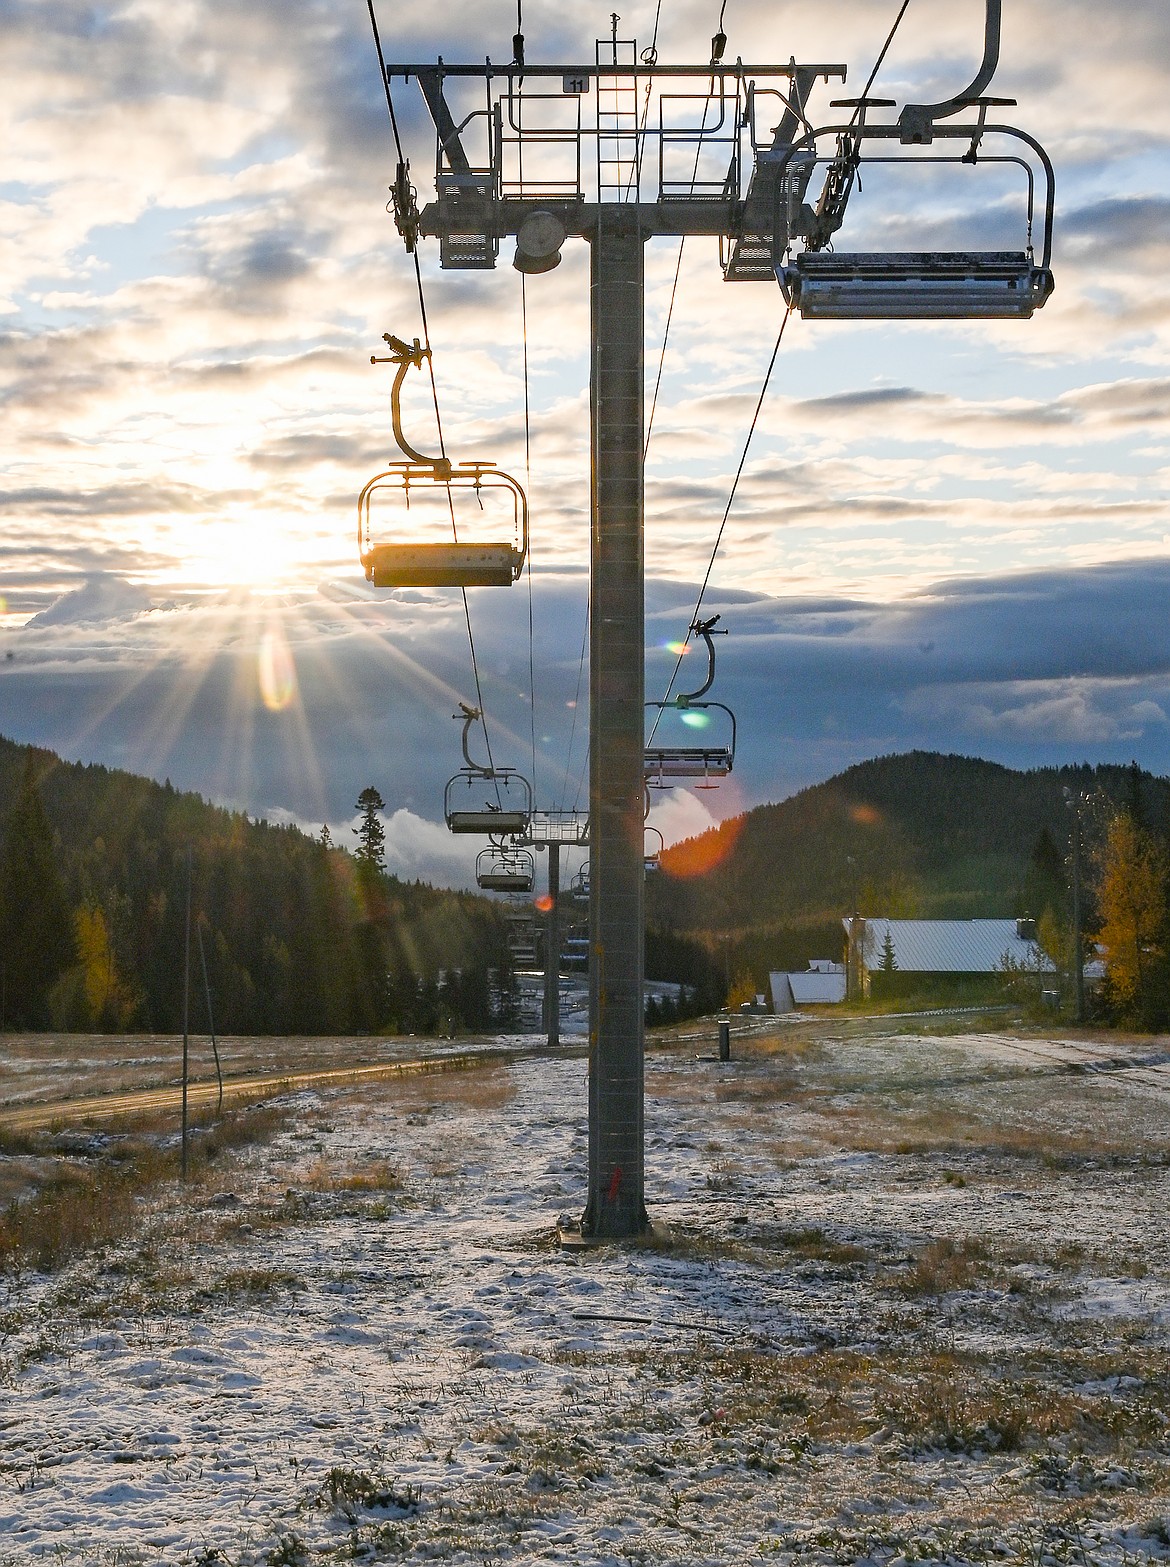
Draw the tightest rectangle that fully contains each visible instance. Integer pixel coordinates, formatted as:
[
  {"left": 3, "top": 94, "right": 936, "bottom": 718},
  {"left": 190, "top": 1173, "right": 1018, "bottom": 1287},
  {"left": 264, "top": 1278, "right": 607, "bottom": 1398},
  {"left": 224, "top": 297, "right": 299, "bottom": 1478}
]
[{"left": 607, "top": 1166, "right": 623, "bottom": 1203}]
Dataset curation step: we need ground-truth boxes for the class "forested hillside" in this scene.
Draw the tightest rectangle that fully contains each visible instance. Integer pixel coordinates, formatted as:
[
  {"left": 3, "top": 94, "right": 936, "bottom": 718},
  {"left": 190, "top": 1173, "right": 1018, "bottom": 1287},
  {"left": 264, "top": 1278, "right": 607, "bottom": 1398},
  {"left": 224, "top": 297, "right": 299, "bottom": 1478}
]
[
  {"left": 0, "top": 737, "right": 510, "bottom": 1035},
  {"left": 649, "top": 751, "right": 1170, "bottom": 985}
]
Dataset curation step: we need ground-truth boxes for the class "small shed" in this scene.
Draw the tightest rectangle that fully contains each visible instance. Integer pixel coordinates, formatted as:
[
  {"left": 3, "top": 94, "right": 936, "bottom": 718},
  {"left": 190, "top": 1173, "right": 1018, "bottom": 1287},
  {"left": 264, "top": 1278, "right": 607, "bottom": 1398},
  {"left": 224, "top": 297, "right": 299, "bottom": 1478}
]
[{"left": 770, "top": 961, "right": 847, "bottom": 1012}]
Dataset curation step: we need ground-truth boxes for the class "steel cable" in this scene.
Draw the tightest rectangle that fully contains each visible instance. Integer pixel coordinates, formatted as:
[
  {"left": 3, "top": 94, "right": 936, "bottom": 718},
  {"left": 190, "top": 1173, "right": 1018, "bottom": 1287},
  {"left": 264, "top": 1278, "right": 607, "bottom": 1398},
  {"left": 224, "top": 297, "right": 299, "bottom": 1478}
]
[{"left": 365, "top": 0, "right": 501, "bottom": 798}]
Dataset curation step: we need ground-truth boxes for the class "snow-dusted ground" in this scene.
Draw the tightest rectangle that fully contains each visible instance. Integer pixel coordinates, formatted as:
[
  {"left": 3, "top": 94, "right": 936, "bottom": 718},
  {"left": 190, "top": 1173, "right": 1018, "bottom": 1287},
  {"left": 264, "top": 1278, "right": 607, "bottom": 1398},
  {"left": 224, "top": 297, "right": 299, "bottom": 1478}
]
[{"left": 4, "top": 1023, "right": 1170, "bottom": 1564}]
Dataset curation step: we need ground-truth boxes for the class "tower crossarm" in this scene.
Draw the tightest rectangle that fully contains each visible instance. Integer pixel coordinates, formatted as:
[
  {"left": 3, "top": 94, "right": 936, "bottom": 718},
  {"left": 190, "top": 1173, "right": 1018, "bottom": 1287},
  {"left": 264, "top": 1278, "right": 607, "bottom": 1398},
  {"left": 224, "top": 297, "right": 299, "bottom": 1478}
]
[{"left": 386, "top": 57, "right": 847, "bottom": 262}]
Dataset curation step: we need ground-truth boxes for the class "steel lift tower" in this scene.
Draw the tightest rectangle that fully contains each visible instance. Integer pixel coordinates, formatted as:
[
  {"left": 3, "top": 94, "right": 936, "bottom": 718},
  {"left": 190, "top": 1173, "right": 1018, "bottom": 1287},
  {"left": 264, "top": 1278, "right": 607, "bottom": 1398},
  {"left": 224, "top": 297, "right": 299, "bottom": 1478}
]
[
  {"left": 377, "top": 1, "right": 1052, "bottom": 1238},
  {"left": 379, "top": 25, "right": 845, "bottom": 1239}
]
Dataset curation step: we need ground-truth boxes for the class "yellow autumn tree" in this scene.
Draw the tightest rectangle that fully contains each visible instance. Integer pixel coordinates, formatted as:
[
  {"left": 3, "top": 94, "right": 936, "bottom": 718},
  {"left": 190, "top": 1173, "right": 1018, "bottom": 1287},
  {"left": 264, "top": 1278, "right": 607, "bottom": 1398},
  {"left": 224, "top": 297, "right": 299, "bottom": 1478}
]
[
  {"left": 1093, "top": 812, "right": 1168, "bottom": 1011},
  {"left": 726, "top": 968, "right": 759, "bottom": 1009},
  {"left": 74, "top": 903, "right": 138, "bottom": 1029}
]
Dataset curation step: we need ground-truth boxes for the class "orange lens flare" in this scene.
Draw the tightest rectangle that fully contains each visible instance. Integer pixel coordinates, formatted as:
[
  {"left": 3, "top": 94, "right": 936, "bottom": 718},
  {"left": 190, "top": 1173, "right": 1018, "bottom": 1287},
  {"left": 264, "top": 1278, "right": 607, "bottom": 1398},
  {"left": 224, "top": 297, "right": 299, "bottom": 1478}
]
[
  {"left": 849, "top": 803, "right": 880, "bottom": 825},
  {"left": 660, "top": 814, "right": 743, "bottom": 881},
  {"left": 534, "top": 893, "right": 554, "bottom": 913}
]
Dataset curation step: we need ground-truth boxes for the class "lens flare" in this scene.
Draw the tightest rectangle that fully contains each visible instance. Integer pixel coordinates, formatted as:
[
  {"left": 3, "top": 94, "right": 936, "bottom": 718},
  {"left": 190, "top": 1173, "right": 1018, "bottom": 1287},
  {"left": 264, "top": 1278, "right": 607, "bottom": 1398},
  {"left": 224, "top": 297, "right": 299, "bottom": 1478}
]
[
  {"left": 660, "top": 814, "right": 743, "bottom": 880},
  {"left": 679, "top": 709, "right": 710, "bottom": 729},
  {"left": 849, "top": 803, "right": 881, "bottom": 825},
  {"left": 534, "top": 893, "right": 554, "bottom": 913},
  {"left": 258, "top": 626, "right": 296, "bottom": 712},
  {"left": 665, "top": 640, "right": 690, "bottom": 655}
]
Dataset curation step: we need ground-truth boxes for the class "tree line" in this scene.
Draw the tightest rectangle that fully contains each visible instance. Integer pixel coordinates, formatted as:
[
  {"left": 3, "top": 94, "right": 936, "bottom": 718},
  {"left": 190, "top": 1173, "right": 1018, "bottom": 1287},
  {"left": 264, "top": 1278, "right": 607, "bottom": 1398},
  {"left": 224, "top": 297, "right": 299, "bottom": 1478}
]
[{"left": 0, "top": 741, "right": 511, "bottom": 1036}]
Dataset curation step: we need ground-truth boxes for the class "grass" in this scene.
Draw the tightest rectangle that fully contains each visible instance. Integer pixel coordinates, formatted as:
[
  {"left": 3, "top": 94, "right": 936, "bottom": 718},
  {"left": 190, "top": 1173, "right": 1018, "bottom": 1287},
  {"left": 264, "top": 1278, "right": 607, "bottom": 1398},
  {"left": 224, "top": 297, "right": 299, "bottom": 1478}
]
[
  {"left": 0, "top": 1102, "right": 289, "bottom": 1274},
  {"left": 896, "top": 1233, "right": 995, "bottom": 1295},
  {"left": 309, "top": 1466, "right": 421, "bottom": 1521},
  {"left": 0, "top": 1163, "right": 146, "bottom": 1272},
  {"left": 303, "top": 1157, "right": 403, "bottom": 1192}
]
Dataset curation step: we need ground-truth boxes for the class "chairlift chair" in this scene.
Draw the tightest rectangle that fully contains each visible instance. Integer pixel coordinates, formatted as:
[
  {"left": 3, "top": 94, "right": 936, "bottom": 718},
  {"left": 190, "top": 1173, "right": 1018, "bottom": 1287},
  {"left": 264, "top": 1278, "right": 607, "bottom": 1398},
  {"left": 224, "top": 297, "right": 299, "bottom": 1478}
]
[
  {"left": 476, "top": 846, "right": 536, "bottom": 893},
  {"left": 569, "top": 861, "right": 591, "bottom": 902},
  {"left": 771, "top": 0, "right": 1055, "bottom": 321},
  {"left": 645, "top": 616, "right": 737, "bottom": 789},
  {"left": 358, "top": 334, "right": 529, "bottom": 588},
  {"left": 644, "top": 826, "right": 664, "bottom": 873},
  {"left": 444, "top": 704, "right": 534, "bottom": 835},
  {"left": 562, "top": 929, "right": 590, "bottom": 970}
]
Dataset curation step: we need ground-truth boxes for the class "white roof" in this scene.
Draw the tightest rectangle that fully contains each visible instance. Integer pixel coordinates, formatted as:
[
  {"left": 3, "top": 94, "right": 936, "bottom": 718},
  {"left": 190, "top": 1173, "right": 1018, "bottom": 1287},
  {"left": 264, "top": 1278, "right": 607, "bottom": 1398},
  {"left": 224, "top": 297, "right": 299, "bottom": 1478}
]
[
  {"left": 845, "top": 917, "right": 1056, "bottom": 975},
  {"left": 771, "top": 969, "right": 847, "bottom": 1004},
  {"left": 792, "top": 970, "right": 847, "bottom": 1002}
]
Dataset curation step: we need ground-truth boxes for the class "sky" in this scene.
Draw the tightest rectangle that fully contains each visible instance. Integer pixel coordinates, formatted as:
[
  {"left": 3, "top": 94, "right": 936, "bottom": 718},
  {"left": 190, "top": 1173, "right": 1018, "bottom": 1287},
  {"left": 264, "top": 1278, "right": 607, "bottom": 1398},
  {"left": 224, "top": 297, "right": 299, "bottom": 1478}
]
[{"left": 2, "top": 0, "right": 1169, "bottom": 886}]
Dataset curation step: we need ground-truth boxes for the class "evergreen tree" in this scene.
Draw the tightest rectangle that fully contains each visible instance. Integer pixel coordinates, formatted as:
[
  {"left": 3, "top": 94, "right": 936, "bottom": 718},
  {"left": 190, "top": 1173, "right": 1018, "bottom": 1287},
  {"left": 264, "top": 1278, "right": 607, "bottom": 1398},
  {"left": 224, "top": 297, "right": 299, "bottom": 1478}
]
[
  {"left": 320, "top": 823, "right": 333, "bottom": 850},
  {"left": 878, "top": 927, "right": 898, "bottom": 972},
  {"left": 0, "top": 754, "right": 73, "bottom": 1026},
  {"left": 354, "top": 787, "right": 387, "bottom": 874}
]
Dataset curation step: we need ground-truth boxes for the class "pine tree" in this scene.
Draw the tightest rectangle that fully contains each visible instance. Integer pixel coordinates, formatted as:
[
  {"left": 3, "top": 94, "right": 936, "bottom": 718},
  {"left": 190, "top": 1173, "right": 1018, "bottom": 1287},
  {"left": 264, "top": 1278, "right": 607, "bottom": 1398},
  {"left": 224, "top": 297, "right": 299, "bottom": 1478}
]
[
  {"left": 878, "top": 927, "right": 898, "bottom": 972},
  {"left": 0, "top": 753, "right": 73, "bottom": 1026},
  {"left": 320, "top": 823, "right": 333, "bottom": 850},
  {"left": 353, "top": 787, "right": 387, "bottom": 873}
]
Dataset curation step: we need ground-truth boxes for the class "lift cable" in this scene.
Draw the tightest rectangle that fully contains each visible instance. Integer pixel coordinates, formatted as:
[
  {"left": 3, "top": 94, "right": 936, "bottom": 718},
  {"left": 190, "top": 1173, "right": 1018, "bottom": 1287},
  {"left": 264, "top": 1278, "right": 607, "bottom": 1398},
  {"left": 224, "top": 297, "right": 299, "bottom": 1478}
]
[
  {"left": 855, "top": 0, "right": 912, "bottom": 125},
  {"left": 645, "top": 0, "right": 734, "bottom": 455},
  {"left": 365, "top": 0, "right": 502, "bottom": 795},
  {"left": 647, "top": 306, "right": 791, "bottom": 740},
  {"left": 520, "top": 271, "right": 538, "bottom": 805},
  {"left": 626, "top": 0, "right": 665, "bottom": 196},
  {"left": 649, "top": 0, "right": 911, "bottom": 736},
  {"left": 513, "top": 72, "right": 538, "bottom": 806}
]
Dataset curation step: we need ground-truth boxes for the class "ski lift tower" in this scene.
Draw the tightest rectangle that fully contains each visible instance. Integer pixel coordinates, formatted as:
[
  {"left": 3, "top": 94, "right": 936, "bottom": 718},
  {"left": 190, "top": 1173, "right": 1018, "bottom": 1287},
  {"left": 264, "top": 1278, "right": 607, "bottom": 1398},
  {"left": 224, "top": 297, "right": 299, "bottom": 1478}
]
[{"left": 381, "top": 22, "right": 847, "bottom": 1237}]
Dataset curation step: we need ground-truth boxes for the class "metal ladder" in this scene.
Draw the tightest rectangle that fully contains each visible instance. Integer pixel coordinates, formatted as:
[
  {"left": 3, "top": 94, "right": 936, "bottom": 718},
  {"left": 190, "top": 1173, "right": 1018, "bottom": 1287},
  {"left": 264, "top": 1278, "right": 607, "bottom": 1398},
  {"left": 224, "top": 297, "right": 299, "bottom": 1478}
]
[{"left": 595, "top": 26, "right": 641, "bottom": 202}]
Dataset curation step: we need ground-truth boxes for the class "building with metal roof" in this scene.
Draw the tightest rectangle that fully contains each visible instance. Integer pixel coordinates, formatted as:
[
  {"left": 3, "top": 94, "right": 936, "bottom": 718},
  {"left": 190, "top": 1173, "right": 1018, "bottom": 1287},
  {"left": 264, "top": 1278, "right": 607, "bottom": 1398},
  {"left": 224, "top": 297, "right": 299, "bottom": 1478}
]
[
  {"left": 770, "top": 962, "right": 847, "bottom": 1012},
  {"left": 843, "top": 916, "right": 1055, "bottom": 999}
]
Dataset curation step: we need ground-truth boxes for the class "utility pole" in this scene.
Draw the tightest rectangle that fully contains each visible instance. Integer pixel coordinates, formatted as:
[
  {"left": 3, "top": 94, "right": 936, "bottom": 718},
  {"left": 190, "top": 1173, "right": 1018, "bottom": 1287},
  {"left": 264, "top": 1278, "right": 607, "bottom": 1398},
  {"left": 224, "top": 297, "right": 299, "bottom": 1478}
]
[
  {"left": 1064, "top": 787, "right": 1086, "bottom": 1023},
  {"left": 543, "top": 843, "right": 560, "bottom": 1047},
  {"left": 181, "top": 844, "right": 191, "bottom": 1179}
]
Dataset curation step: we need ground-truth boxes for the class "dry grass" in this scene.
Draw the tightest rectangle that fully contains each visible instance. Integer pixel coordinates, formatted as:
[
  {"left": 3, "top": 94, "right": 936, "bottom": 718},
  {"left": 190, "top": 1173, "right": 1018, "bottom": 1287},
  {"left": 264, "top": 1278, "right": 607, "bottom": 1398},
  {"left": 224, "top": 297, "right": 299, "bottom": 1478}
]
[
  {"left": 326, "top": 1065, "right": 517, "bottom": 1120},
  {"left": 0, "top": 1102, "right": 289, "bottom": 1274},
  {"left": 896, "top": 1233, "right": 995, "bottom": 1295},
  {"left": 0, "top": 1165, "right": 143, "bottom": 1272},
  {"left": 873, "top": 1360, "right": 1105, "bottom": 1455},
  {"left": 303, "top": 1157, "right": 403, "bottom": 1192}
]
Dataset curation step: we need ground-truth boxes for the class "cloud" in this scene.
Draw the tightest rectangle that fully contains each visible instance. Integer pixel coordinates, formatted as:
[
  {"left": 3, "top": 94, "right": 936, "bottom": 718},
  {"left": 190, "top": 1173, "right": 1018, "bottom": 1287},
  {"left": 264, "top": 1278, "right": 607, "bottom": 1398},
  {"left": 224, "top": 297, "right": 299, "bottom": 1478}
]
[
  {"left": 27, "top": 576, "right": 155, "bottom": 628},
  {"left": 1, "top": 0, "right": 1169, "bottom": 887},
  {"left": 900, "top": 683, "right": 1169, "bottom": 745},
  {"left": 2, "top": 558, "right": 1169, "bottom": 887}
]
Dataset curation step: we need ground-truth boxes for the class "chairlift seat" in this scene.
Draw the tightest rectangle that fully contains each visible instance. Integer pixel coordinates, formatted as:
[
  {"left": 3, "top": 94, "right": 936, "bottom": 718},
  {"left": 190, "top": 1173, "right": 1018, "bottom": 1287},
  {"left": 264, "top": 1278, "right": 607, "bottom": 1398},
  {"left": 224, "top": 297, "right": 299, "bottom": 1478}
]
[
  {"left": 644, "top": 744, "right": 734, "bottom": 782},
  {"left": 364, "top": 542, "right": 523, "bottom": 589},
  {"left": 779, "top": 250, "right": 1054, "bottom": 320},
  {"left": 478, "top": 871, "right": 534, "bottom": 892},
  {"left": 476, "top": 844, "right": 536, "bottom": 894},
  {"left": 445, "top": 760, "right": 532, "bottom": 837},
  {"left": 359, "top": 460, "right": 528, "bottom": 590},
  {"left": 448, "top": 809, "right": 530, "bottom": 835}
]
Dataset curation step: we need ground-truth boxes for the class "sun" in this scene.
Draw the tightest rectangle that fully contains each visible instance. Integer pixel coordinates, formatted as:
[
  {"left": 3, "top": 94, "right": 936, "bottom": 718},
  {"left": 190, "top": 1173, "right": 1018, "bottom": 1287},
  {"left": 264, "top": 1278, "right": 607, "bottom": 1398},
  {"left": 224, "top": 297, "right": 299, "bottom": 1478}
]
[{"left": 179, "top": 502, "right": 344, "bottom": 592}]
